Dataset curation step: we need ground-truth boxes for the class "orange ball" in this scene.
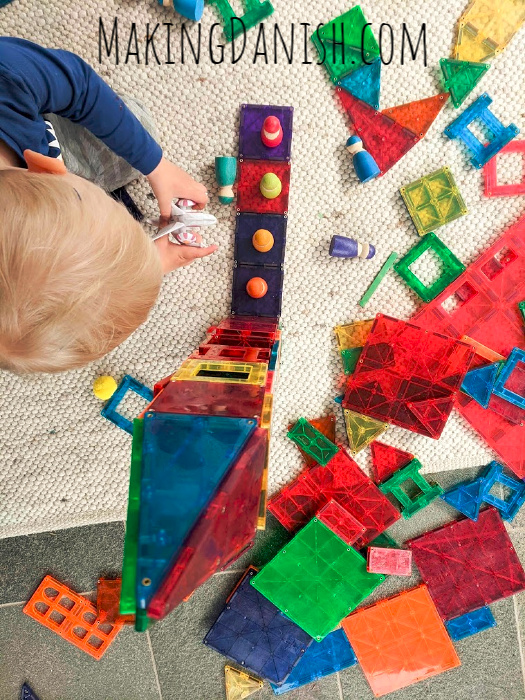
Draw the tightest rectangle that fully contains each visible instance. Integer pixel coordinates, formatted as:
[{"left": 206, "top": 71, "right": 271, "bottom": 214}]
[
  {"left": 252, "top": 229, "right": 274, "bottom": 252},
  {"left": 246, "top": 277, "right": 268, "bottom": 299}
]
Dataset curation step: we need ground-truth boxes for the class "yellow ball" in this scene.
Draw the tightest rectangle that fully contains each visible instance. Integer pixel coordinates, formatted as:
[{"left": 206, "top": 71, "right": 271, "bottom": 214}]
[
  {"left": 260, "top": 173, "right": 282, "bottom": 199},
  {"left": 93, "top": 376, "right": 118, "bottom": 401}
]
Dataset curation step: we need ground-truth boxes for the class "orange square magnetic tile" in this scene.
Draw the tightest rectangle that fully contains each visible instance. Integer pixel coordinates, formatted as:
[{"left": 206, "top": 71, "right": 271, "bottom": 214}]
[
  {"left": 342, "top": 585, "right": 460, "bottom": 697},
  {"left": 24, "top": 575, "right": 123, "bottom": 660}
]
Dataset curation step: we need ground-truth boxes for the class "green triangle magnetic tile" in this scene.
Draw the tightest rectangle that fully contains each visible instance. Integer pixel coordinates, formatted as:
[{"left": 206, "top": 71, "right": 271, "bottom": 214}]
[
  {"left": 343, "top": 408, "right": 388, "bottom": 455},
  {"left": 400, "top": 167, "right": 468, "bottom": 237},
  {"left": 379, "top": 459, "right": 444, "bottom": 519},
  {"left": 394, "top": 232, "right": 466, "bottom": 303},
  {"left": 441, "top": 478, "right": 485, "bottom": 521},
  {"left": 311, "top": 5, "right": 380, "bottom": 84},
  {"left": 461, "top": 362, "right": 502, "bottom": 408},
  {"left": 341, "top": 347, "right": 363, "bottom": 375},
  {"left": 440, "top": 58, "right": 490, "bottom": 108},
  {"left": 251, "top": 518, "right": 385, "bottom": 640},
  {"left": 338, "top": 58, "right": 381, "bottom": 109}
]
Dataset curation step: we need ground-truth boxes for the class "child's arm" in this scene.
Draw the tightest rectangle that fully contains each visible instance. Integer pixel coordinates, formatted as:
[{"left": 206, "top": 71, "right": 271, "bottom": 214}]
[{"left": 0, "top": 38, "right": 207, "bottom": 211}]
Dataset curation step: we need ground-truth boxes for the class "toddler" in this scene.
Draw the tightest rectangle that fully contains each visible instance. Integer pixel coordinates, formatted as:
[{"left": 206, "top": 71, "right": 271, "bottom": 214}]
[{"left": 0, "top": 37, "right": 218, "bottom": 373}]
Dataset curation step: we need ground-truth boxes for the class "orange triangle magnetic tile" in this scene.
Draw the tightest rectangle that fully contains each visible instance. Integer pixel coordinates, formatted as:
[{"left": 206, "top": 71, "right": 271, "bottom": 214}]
[
  {"left": 382, "top": 93, "right": 449, "bottom": 138},
  {"left": 338, "top": 89, "right": 420, "bottom": 175},
  {"left": 225, "top": 665, "right": 263, "bottom": 700}
]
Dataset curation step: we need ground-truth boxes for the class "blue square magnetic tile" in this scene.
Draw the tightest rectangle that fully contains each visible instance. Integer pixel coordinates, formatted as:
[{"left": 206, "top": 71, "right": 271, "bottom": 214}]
[
  {"left": 445, "top": 606, "right": 496, "bottom": 641},
  {"left": 270, "top": 628, "right": 357, "bottom": 695},
  {"left": 492, "top": 347, "right": 525, "bottom": 410},
  {"left": 231, "top": 265, "right": 284, "bottom": 317},
  {"left": 136, "top": 413, "right": 256, "bottom": 611},
  {"left": 480, "top": 460, "right": 525, "bottom": 521},
  {"left": 203, "top": 569, "right": 313, "bottom": 685},
  {"left": 101, "top": 374, "right": 153, "bottom": 434},
  {"left": 234, "top": 213, "right": 287, "bottom": 266},
  {"left": 239, "top": 104, "right": 294, "bottom": 161}
]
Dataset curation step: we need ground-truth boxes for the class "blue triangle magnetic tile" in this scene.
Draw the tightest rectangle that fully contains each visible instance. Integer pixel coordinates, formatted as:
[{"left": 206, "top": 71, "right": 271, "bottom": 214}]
[
  {"left": 445, "top": 606, "right": 496, "bottom": 641},
  {"left": 339, "top": 58, "right": 381, "bottom": 110},
  {"left": 136, "top": 413, "right": 256, "bottom": 610},
  {"left": 21, "top": 684, "right": 41, "bottom": 700},
  {"left": 461, "top": 362, "right": 502, "bottom": 408},
  {"left": 441, "top": 478, "right": 485, "bottom": 520}
]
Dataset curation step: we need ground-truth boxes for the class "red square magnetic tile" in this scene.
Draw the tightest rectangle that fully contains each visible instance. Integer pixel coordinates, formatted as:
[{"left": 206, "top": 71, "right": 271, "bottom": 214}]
[
  {"left": 407, "top": 507, "right": 525, "bottom": 619},
  {"left": 342, "top": 314, "right": 474, "bottom": 438},
  {"left": 484, "top": 140, "right": 525, "bottom": 197},
  {"left": 236, "top": 160, "right": 291, "bottom": 215}
]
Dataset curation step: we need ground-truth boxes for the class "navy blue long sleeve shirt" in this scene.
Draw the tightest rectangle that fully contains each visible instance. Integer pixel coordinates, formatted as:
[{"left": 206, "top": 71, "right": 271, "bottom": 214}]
[{"left": 0, "top": 37, "right": 162, "bottom": 175}]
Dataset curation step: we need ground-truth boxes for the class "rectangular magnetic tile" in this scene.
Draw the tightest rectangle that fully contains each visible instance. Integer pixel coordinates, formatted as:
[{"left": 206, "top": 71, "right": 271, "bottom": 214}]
[
  {"left": 0, "top": 522, "right": 125, "bottom": 605},
  {"left": 231, "top": 265, "right": 284, "bottom": 317},
  {"left": 236, "top": 160, "right": 291, "bottom": 215},
  {"left": 234, "top": 213, "right": 287, "bottom": 266},
  {"left": 239, "top": 104, "right": 294, "bottom": 161}
]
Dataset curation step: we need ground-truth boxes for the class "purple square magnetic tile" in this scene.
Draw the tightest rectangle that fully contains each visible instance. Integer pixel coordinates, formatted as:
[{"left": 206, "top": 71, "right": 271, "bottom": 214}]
[
  {"left": 232, "top": 265, "right": 284, "bottom": 317},
  {"left": 234, "top": 213, "right": 287, "bottom": 266},
  {"left": 239, "top": 104, "right": 294, "bottom": 162}
]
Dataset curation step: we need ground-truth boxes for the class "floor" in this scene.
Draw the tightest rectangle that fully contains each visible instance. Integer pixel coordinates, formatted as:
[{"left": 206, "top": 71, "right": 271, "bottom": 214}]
[{"left": 1, "top": 467, "right": 525, "bottom": 700}]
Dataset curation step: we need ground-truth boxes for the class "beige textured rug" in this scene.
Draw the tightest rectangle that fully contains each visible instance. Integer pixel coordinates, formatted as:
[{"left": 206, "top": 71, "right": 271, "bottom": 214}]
[{"left": 0, "top": 0, "right": 524, "bottom": 537}]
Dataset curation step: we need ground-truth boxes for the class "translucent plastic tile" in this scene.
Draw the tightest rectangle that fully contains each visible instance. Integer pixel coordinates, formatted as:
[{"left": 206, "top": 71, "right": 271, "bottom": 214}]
[
  {"left": 485, "top": 140, "right": 525, "bottom": 196},
  {"left": 191, "top": 344, "right": 271, "bottom": 363},
  {"left": 379, "top": 459, "right": 444, "bottom": 519},
  {"left": 316, "top": 500, "right": 366, "bottom": 546},
  {"left": 342, "top": 585, "right": 461, "bottom": 696},
  {"left": 251, "top": 518, "right": 385, "bottom": 640},
  {"left": 440, "top": 58, "right": 490, "bottom": 108},
  {"left": 461, "top": 361, "right": 502, "bottom": 407},
  {"left": 343, "top": 408, "right": 388, "bottom": 455},
  {"left": 204, "top": 569, "right": 313, "bottom": 684},
  {"left": 270, "top": 628, "right": 358, "bottom": 695},
  {"left": 97, "top": 578, "right": 133, "bottom": 625},
  {"left": 236, "top": 160, "right": 291, "bottom": 215},
  {"left": 289, "top": 414, "right": 336, "bottom": 468},
  {"left": 487, "top": 391, "right": 525, "bottom": 425},
  {"left": 407, "top": 507, "right": 525, "bottom": 619},
  {"left": 444, "top": 93, "right": 520, "bottom": 169},
  {"left": 231, "top": 265, "right": 284, "bottom": 318},
  {"left": 395, "top": 232, "right": 466, "bottom": 302},
  {"left": 101, "top": 374, "right": 153, "bottom": 435},
  {"left": 215, "top": 315, "right": 280, "bottom": 334},
  {"left": 493, "top": 347, "right": 525, "bottom": 409},
  {"left": 24, "top": 575, "right": 123, "bottom": 660},
  {"left": 370, "top": 441, "right": 414, "bottom": 485},
  {"left": 311, "top": 5, "right": 380, "bottom": 83},
  {"left": 207, "top": 0, "right": 274, "bottom": 42},
  {"left": 339, "top": 58, "right": 381, "bottom": 109},
  {"left": 338, "top": 89, "right": 419, "bottom": 176},
  {"left": 334, "top": 319, "right": 374, "bottom": 350},
  {"left": 287, "top": 417, "right": 338, "bottom": 466},
  {"left": 21, "top": 684, "right": 40, "bottom": 700},
  {"left": 225, "top": 665, "right": 263, "bottom": 700},
  {"left": 234, "top": 212, "right": 287, "bottom": 266},
  {"left": 173, "top": 359, "right": 267, "bottom": 386},
  {"left": 383, "top": 93, "right": 448, "bottom": 138},
  {"left": 400, "top": 167, "right": 468, "bottom": 236},
  {"left": 445, "top": 606, "right": 496, "bottom": 641},
  {"left": 341, "top": 347, "right": 362, "bottom": 374},
  {"left": 441, "top": 477, "right": 485, "bottom": 521},
  {"left": 239, "top": 104, "right": 293, "bottom": 161},
  {"left": 147, "top": 429, "right": 268, "bottom": 619},
  {"left": 136, "top": 413, "right": 256, "bottom": 612},
  {"left": 267, "top": 446, "right": 401, "bottom": 548},
  {"left": 480, "top": 460, "right": 525, "bottom": 521},
  {"left": 343, "top": 314, "right": 474, "bottom": 438},
  {"left": 454, "top": 0, "right": 525, "bottom": 63},
  {"left": 367, "top": 547, "right": 412, "bottom": 576}
]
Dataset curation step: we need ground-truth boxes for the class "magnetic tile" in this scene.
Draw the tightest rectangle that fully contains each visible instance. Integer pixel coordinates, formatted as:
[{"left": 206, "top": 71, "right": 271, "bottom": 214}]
[
  {"left": 407, "top": 507, "right": 525, "bottom": 619},
  {"left": 101, "top": 375, "right": 153, "bottom": 435},
  {"left": 441, "top": 477, "right": 485, "bottom": 521},
  {"left": 339, "top": 58, "right": 381, "bottom": 109},
  {"left": 234, "top": 213, "right": 287, "bottom": 266},
  {"left": 342, "top": 585, "right": 461, "bottom": 697},
  {"left": 343, "top": 408, "right": 388, "bottom": 455},
  {"left": 316, "top": 500, "right": 366, "bottom": 546},
  {"left": 445, "top": 606, "right": 496, "bottom": 641},
  {"left": 224, "top": 665, "right": 263, "bottom": 699},
  {"left": 191, "top": 344, "right": 271, "bottom": 363},
  {"left": 239, "top": 104, "right": 293, "bottom": 161},
  {"left": 379, "top": 459, "right": 444, "bottom": 519},
  {"left": 236, "top": 160, "right": 291, "bottom": 215},
  {"left": 370, "top": 441, "right": 414, "bottom": 485},
  {"left": 367, "top": 547, "right": 412, "bottom": 576},
  {"left": 173, "top": 359, "right": 267, "bottom": 386},
  {"left": 288, "top": 414, "right": 336, "bottom": 469},
  {"left": 440, "top": 58, "right": 490, "bottom": 108},
  {"left": 480, "top": 460, "right": 525, "bottom": 521},
  {"left": 231, "top": 265, "right": 284, "bottom": 318},
  {"left": 484, "top": 140, "right": 525, "bottom": 197},
  {"left": 460, "top": 361, "right": 502, "bottom": 408},
  {"left": 454, "top": 0, "right": 525, "bottom": 62},
  {"left": 207, "top": 0, "right": 274, "bottom": 42},
  {"left": 493, "top": 347, "right": 525, "bottom": 409},
  {"left": 251, "top": 519, "right": 385, "bottom": 640},
  {"left": 382, "top": 93, "right": 448, "bottom": 138},
  {"left": 287, "top": 417, "right": 338, "bottom": 466}
]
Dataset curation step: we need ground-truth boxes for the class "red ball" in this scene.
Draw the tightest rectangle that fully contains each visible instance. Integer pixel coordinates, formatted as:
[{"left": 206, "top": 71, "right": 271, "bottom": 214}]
[{"left": 246, "top": 277, "right": 268, "bottom": 298}]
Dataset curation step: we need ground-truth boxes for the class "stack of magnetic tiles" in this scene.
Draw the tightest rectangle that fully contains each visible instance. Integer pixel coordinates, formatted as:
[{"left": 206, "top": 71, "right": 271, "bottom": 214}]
[{"left": 117, "top": 104, "right": 294, "bottom": 630}]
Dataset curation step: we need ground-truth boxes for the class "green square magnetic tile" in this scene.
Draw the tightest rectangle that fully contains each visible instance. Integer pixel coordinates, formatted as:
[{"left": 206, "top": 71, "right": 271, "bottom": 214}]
[
  {"left": 311, "top": 5, "right": 380, "bottom": 83},
  {"left": 400, "top": 167, "right": 468, "bottom": 236},
  {"left": 379, "top": 459, "right": 444, "bottom": 519},
  {"left": 394, "top": 232, "right": 466, "bottom": 303},
  {"left": 341, "top": 347, "right": 363, "bottom": 374},
  {"left": 287, "top": 417, "right": 339, "bottom": 466},
  {"left": 251, "top": 518, "right": 385, "bottom": 640}
]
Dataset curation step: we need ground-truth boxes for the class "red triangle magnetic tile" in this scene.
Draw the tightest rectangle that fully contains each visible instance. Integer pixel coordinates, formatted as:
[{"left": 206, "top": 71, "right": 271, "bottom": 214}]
[{"left": 370, "top": 441, "right": 414, "bottom": 484}]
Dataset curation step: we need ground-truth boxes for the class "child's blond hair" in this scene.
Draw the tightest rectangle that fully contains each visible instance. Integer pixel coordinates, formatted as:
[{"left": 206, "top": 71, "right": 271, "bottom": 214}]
[{"left": 0, "top": 170, "right": 162, "bottom": 373}]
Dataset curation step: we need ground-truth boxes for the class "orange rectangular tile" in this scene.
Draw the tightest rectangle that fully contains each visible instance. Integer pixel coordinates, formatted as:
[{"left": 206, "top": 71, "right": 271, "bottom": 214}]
[
  {"left": 97, "top": 578, "right": 134, "bottom": 625},
  {"left": 24, "top": 575, "right": 123, "bottom": 660},
  {"left": 342, "top": 585, "right": 460, "bottom": 697}
]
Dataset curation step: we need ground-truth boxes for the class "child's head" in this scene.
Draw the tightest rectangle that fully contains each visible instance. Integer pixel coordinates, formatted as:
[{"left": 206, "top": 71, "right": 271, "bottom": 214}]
[{"left": 0, "top": 168, "right": 162, "bottom": 374}]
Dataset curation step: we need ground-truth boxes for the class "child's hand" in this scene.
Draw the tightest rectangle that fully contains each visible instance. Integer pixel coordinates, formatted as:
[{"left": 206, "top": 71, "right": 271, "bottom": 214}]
[
  {"left": 147, "top": 157, "right": 208, "bottom": 217},
  {"left": 154, "top": 234, "right": 218, "bottom": 274}
]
